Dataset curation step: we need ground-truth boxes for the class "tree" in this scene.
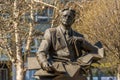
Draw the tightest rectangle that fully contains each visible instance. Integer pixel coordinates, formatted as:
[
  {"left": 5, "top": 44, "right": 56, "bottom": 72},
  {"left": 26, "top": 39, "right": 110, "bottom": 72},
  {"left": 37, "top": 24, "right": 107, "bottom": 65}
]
[
  {"left": 0, "top": 0, "right": 43, "bottom": 80},
  {"left": 0, "top": 0, "right": 65, "bottom": 80},
  {"left": 73, "top": 0, "right": 120, "bottom": 79}
]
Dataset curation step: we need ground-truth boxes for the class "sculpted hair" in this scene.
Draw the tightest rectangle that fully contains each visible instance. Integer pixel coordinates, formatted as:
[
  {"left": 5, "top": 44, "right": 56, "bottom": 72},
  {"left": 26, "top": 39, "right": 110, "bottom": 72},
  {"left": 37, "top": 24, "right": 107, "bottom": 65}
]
[{"left": 60, "top": 8, "right": 76, "bottom": 17}]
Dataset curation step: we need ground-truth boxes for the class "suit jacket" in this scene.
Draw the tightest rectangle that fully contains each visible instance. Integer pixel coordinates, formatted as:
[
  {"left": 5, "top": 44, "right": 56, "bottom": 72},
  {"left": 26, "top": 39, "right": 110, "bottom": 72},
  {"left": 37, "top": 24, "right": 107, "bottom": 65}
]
[{"left": 36, "top": 25, "right": 98, "bottom": 64}]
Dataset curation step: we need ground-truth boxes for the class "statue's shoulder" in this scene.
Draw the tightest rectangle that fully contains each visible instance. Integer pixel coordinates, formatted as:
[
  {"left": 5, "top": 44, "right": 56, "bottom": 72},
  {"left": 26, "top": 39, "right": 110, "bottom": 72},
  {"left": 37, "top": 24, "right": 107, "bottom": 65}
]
[
  {"left": 46, "top": 27, "right": 57, "bottom": 33},
  {"left": 72, "top": 30, "right": 84, "bottom": 38}
]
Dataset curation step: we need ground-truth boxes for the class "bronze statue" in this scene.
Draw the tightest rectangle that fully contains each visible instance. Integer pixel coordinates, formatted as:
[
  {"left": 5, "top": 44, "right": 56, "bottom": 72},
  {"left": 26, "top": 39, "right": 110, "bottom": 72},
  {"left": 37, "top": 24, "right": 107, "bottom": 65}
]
[{"left": 29, "top": 8, "right": 104, "bottom": 80}]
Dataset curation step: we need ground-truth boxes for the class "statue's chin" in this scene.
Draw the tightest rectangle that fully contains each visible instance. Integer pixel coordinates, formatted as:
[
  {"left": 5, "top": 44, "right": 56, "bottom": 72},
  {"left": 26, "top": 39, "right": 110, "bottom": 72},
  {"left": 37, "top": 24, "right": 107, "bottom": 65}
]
[{"left": 62, "top": 22, "right": 70, "bottom": 26}]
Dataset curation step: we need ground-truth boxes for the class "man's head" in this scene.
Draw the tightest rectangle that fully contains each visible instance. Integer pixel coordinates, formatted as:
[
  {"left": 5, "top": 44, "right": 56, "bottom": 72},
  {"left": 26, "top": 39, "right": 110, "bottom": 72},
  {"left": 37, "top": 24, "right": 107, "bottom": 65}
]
[{"left": 60, "top": 8, "right": 76, "bottom": 29}]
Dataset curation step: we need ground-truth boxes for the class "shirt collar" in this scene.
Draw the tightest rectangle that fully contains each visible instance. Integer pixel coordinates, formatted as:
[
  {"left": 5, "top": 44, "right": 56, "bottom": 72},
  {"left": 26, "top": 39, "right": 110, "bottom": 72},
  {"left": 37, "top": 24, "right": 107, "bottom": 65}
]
[{"left": 60, "top": 25, "right": 72, "bottom": 34}]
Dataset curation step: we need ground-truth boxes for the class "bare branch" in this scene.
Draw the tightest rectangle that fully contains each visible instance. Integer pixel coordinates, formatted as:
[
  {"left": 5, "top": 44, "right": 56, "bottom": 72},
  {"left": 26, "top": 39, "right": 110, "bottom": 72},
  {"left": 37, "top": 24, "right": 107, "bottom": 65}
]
[{"left": 33, "top": 0, "right": 58, "bottom": 9}]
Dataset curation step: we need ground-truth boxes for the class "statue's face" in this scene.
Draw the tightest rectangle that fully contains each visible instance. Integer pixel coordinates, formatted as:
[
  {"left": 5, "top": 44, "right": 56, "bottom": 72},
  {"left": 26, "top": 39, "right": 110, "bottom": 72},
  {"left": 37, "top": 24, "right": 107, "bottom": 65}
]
[{"left": 61, "top": 10, "right": 75, "bottom": 27}]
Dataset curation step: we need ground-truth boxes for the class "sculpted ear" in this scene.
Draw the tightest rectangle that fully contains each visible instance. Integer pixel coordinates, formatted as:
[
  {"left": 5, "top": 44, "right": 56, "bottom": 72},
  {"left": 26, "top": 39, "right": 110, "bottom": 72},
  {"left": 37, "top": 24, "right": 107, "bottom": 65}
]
[
  {"left": 72, "top": 18, "right": 75, "bottom": 24},
  {"left": 73, "top": 18, "right": 75, "bottom": 22}
]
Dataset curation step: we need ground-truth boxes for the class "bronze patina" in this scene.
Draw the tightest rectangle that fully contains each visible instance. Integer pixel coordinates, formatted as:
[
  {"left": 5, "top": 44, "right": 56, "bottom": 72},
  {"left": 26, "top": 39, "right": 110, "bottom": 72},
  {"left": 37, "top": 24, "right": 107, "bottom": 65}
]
[{"left": 28, "top": 8, "right": 104, "bottom": 80}]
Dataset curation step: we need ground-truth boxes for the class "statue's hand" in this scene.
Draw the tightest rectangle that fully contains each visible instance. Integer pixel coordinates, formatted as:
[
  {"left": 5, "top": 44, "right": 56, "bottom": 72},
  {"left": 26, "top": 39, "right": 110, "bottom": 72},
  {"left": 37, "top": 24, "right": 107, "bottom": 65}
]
[
  {"left": 41, "top": 61, "right": 53, "bottom": 71},
  {"left": 77, "top": 57, "right": 91, "bottom": 66}
]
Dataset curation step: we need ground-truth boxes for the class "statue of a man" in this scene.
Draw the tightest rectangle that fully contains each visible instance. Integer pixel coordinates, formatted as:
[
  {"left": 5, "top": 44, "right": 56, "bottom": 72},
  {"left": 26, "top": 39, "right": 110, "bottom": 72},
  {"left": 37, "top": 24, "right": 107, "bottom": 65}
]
[{"left": 36, "top": 8, "right": 103, "bottom": 80}]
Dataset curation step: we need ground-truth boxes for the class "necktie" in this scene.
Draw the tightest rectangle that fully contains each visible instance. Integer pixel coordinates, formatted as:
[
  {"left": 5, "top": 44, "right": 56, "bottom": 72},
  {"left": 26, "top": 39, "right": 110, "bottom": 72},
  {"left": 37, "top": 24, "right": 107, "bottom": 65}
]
[{"left": 65, "top": 30, "right": 69, "bottom": 40}]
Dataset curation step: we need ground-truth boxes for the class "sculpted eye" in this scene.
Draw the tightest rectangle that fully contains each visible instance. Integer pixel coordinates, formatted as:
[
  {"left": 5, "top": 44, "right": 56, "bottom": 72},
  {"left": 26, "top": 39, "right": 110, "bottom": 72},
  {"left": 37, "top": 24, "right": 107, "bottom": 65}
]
[
  {"left": 63, "top": 15, "right": 67, "bottom": 17},
  {"left": 68, "top": 15, "right": 73, "bottom": 18}
]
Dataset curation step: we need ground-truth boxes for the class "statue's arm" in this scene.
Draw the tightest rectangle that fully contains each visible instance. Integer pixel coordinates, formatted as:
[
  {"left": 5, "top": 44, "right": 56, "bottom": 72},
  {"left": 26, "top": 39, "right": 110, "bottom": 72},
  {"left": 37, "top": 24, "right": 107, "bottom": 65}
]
[
  {"left": 77, "top": 39, "right": 103, "bottom": 64},
  {"left": 82, "top": 39, "right": 104, "bottom": 58},
  {"left": 36, "top": 29, "right": 51, "bottom": 64},
  {"left": 82, "top": 39, "right": 98, "bottom": 54}
]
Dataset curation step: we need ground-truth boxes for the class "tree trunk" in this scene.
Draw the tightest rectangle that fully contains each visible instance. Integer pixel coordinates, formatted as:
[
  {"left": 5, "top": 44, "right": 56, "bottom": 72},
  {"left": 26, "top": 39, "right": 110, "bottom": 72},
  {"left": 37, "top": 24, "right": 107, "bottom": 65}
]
[
  {"left": 25, "top": 0, "right": 34, "bottom": 55},
  {"left": 23, "top": 1, "right": 34, "bottom": 79},
  {"left": 13, "top": 0, "right": 24, "bottom": 80},
  {"left": 117, "top": 73, "right": 120, "bottom": 80},
  {"left": 117, "top": 64, "right": 120, "bottom": 80},
  {"left": 14, "top": 21, "right": 24, "bottom": 80}
]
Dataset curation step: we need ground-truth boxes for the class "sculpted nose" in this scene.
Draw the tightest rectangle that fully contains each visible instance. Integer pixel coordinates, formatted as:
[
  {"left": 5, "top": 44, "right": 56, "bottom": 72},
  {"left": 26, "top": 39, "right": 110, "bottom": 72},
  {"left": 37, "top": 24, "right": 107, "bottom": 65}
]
[{"left": 65, "top": 16, "right": 70, "bottom": 20}]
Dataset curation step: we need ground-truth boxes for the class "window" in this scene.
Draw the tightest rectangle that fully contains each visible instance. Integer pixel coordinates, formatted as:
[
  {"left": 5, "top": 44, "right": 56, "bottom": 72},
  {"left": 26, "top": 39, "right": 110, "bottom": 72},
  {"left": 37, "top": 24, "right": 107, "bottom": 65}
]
[
  {"left": 25, "top": 70, "right": 36, "bottom": 80},
  {"left": 34, "top": 7, "right": 53, "bottom": 23},
  {"left": 0, "top": 64, "right": 8, "bottom": 80},
  {"left": 22, "top": 38, "right": 41, "bottom": 53},
  {"left": 35, "top": 16, "right": 49, "bottom": 23}
]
